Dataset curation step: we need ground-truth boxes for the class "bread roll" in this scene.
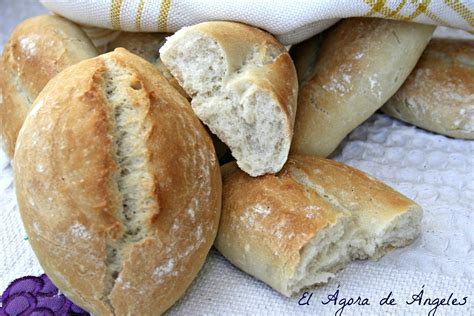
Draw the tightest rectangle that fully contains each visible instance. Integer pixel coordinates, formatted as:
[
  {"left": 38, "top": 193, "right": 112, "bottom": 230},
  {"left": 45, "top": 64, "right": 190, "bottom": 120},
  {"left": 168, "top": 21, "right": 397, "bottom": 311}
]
[
  {"left": 0, "top": 15, "right": 98, "bottom": 158},
  {"left": 290, "top": 18, "right": 435, "bottom": 157},
  {"left": 14, "top": 48, "right": 221, "bottom": 315},
  {"left": 215, "top": 155, "right": 422, "bottom": 297},
  {"left": 107, "top": 32, "right": 188, "bottom": 98},
  {"left": 382, "top": 38, "right": 474, "bottom": 139},
  {"left": 160, "top": 21, "right": 298, "bottom": 177}
]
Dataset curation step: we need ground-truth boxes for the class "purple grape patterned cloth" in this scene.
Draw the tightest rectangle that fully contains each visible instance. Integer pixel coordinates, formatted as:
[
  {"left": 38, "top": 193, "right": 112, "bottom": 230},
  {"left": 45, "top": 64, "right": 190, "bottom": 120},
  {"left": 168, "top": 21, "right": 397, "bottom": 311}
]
[{"left": 0, "top": 274, "right": 89, "bottom": 315}]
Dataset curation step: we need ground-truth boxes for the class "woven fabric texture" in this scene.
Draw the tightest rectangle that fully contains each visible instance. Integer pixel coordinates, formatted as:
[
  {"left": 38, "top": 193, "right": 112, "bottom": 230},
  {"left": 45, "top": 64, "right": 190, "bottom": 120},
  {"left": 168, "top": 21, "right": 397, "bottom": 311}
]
[{"left": 40, "top": 0, "right": 474, "bottom": 45}]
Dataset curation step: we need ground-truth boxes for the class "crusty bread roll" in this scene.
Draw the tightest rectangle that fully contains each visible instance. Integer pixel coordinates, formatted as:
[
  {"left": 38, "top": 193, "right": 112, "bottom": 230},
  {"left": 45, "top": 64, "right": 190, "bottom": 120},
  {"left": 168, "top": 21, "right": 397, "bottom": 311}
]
[
  {"left": 14, "top": 48, "right": 222, "bottom": 315},
  {"left": 160, "top": 21, "right": 298, "bottom": 177},
  {"left": 215, "top": 155, "right": 422, "bottom": 297},
  {"left": 0, "top": 15, "right": 98, "bottom": 158},
  {"left": 382, "top": 38, "right": 474, "bottom": 139},
  {"left": 107, "top": 32, "right": 188, "bottom": 98},
  {"left": 290, "top": 18, "right": 435, "bottom": 157}
]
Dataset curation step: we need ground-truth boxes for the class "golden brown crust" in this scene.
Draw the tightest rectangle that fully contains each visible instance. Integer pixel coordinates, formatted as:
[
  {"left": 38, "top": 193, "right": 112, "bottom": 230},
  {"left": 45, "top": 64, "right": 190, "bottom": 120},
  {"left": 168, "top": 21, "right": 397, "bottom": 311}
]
[
  {"left": 216, "top": 160, "right": 340, "bottom": 284},
  {"left": 15, "top": 58, "right": 115, "bottom": 314},
  {"left": 290, "top": 18, "right": 434, "bottom": 157},
  {"left": 14, "top": 48, "right": 221, "bottom": 315},
  {"left": 215, "top": 155, "right": 421, "bottom": 296},
  {"left": 0, "top": 15, "right": 98, "bottom": 158},
  {"left": 382, "top": 38, "right": 474, "bottom": 139}
]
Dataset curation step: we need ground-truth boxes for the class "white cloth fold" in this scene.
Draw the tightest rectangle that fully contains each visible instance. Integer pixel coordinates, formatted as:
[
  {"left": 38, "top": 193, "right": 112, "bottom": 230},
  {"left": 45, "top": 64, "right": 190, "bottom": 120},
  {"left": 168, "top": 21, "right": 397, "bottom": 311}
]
[{"left": 40, "top": 0, "right": 473, "bottom": 45}]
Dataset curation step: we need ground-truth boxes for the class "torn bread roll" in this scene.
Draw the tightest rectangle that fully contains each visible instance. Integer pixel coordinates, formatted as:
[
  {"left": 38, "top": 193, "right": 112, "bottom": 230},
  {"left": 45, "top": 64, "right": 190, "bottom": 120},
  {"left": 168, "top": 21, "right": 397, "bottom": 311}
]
[
  {"left": 14, "top": 48, "right": 221, "bottom": 315},
  {"left": 215, "top": 155, "right": 422, "bottom": 297},
  {"left": 382, "top": 38, "right": 474, "bottom": 139},
  {"left": 159, "top": 21, "right": 298, "bottom": 177},
  {"left": 0, "top": 15, "right": 98, "bottom": 158},
  {"left": 107, "top": 32, "right": 188, "bottom": 98},
  {"left": 290, "top": 18, "right": 435, "bottom": 157}
]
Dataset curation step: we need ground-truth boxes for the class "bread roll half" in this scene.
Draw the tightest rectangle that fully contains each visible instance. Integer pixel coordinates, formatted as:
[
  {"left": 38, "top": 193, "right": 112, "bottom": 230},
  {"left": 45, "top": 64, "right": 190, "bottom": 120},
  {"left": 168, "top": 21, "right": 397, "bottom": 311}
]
[
  {"left": 160, "top": 21, "right": 298, "bottom": 177},
  {"left": 0, "top": 15, "right": 98, "bottom": 158},
  {"left": 215, "top": 155, "right": 422, "bottom": 297},
  {"left": 382, "top": 38, "right": 474, "bottom": 139},
  {"left": 290, "top": 18, "right": 435, "bottom": 157},
  {"left": 14, "top": 49, "right": 222, "bottom": 315}
]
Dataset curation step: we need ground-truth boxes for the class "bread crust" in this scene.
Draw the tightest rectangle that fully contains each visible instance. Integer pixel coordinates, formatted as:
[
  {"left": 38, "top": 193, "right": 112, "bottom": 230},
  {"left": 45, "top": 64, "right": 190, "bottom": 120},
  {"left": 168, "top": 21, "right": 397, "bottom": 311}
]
[
  {"left": 290, "top": 18, "right": 434, "bottom": 157},
  {"left": 382, "top": 38, "right": 474, "bottom": 139},
  {"left": 215, "top": 155, "right": 422, "bottom": 296},
  {"left": 0, "top": 15, "right": 98, "bottom": 158},
  {"left": 160, "top": 21, "right": 298, "bottom": 176},
  {"left": 14, "top": 48, "right": 221, "bottom": 315}
]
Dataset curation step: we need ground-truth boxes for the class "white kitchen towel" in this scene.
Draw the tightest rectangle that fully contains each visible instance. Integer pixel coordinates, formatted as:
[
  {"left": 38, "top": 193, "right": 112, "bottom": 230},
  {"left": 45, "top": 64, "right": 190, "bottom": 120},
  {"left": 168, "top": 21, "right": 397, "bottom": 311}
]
[{"left": 39, "top": 0, "right": 474, "bottom": 45}]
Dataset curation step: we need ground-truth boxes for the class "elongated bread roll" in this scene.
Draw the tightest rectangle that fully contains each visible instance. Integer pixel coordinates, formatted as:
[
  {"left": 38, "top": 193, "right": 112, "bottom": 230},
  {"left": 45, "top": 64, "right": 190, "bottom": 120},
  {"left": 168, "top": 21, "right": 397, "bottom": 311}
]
[
  {"left": 382, "top": 38, "right": 474, "bottom": 139},
  {"left": 14, "top": 48, "right": 221, "bottom": 315},
  {"left": 160, "top": 21, "right": 298, "bottom": 177},
  {"left": 290, "top": 18, "right": 434, "bottom": 157},
  {"left": 215, "top": 155, "right": 422, "bottom": 297},
  {"left": 0, "top": 15, "right": 98, "bottom": 158}
]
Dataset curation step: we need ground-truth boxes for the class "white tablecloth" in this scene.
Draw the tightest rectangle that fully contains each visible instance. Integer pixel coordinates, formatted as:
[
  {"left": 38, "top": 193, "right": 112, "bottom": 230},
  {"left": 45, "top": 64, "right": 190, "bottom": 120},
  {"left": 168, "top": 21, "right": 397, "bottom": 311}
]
[
  {"left": 0, "top": 1, "right": 473, "bottom": 315},
  {"left": 2, "top": 114, "right": 472, "bottom": 315}
]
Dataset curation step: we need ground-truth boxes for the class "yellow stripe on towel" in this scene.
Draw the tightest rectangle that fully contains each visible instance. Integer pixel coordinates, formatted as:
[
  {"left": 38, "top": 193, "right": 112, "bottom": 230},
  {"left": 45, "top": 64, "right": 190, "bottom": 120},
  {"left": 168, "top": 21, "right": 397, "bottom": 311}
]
[
  {"left": 135, "top": 0, "right": 145, "bottom": 31},
  {"left": 158, "top": 0, "right": 172, "bottom": 32},
  {"left": 111, "top": 0, "right": 123, "bottom": 29}
]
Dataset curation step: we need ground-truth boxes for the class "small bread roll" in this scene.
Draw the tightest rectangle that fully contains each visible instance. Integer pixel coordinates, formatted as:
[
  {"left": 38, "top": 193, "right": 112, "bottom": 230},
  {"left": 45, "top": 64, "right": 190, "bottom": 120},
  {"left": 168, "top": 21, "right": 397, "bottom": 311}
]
[
  {"left": 215, "top": 155, "right": 422, "bottom": 297},
  {"left": 107, "top": 32, "right": 188, "bottom": 98},
  {"left": 160, "top": 21, "right": 298, "bottom": 177},
  {"left": 290, "top": 18, "right": 435, "bottom": 157},
  {"left": 0, "top": 15, "right": 98, "bottom": 158},
  {"left": 382, "top": 38, "right": 474, "bottom": 139},
  {"left": 14, "top": 49, "right": 221, "bottom": 315}
]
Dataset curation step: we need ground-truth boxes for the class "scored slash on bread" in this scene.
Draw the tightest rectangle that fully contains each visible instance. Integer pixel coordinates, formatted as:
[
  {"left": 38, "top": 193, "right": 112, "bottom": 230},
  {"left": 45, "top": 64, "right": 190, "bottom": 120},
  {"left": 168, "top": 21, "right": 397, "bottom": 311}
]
[
  {"left": 159, "top": 21, "right": 298, "bottom": 177},
  {"left": 215, "top": 155, "right": 422, "bottom": 297}
]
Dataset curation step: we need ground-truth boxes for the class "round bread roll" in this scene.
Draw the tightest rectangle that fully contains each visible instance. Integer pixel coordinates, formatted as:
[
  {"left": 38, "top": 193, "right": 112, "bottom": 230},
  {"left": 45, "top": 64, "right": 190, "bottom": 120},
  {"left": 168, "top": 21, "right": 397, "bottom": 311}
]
[
  {"left": 382, "top": 38, "right": 474, "bottom": 139},
  {"left": 290, "top": 18, "right": 435, "bottom": 157},
  {"left": 159, "top": 21, "right": 298, "bottom": 177},
  {"left": 14, "top": 48, "right": 222, "bottom": 315},
  {"left": 0, "top": 15, "right": 98, "bottom": 158},
  {"left": 215, "top": 155, "right": 422, "bottom": 297}
]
